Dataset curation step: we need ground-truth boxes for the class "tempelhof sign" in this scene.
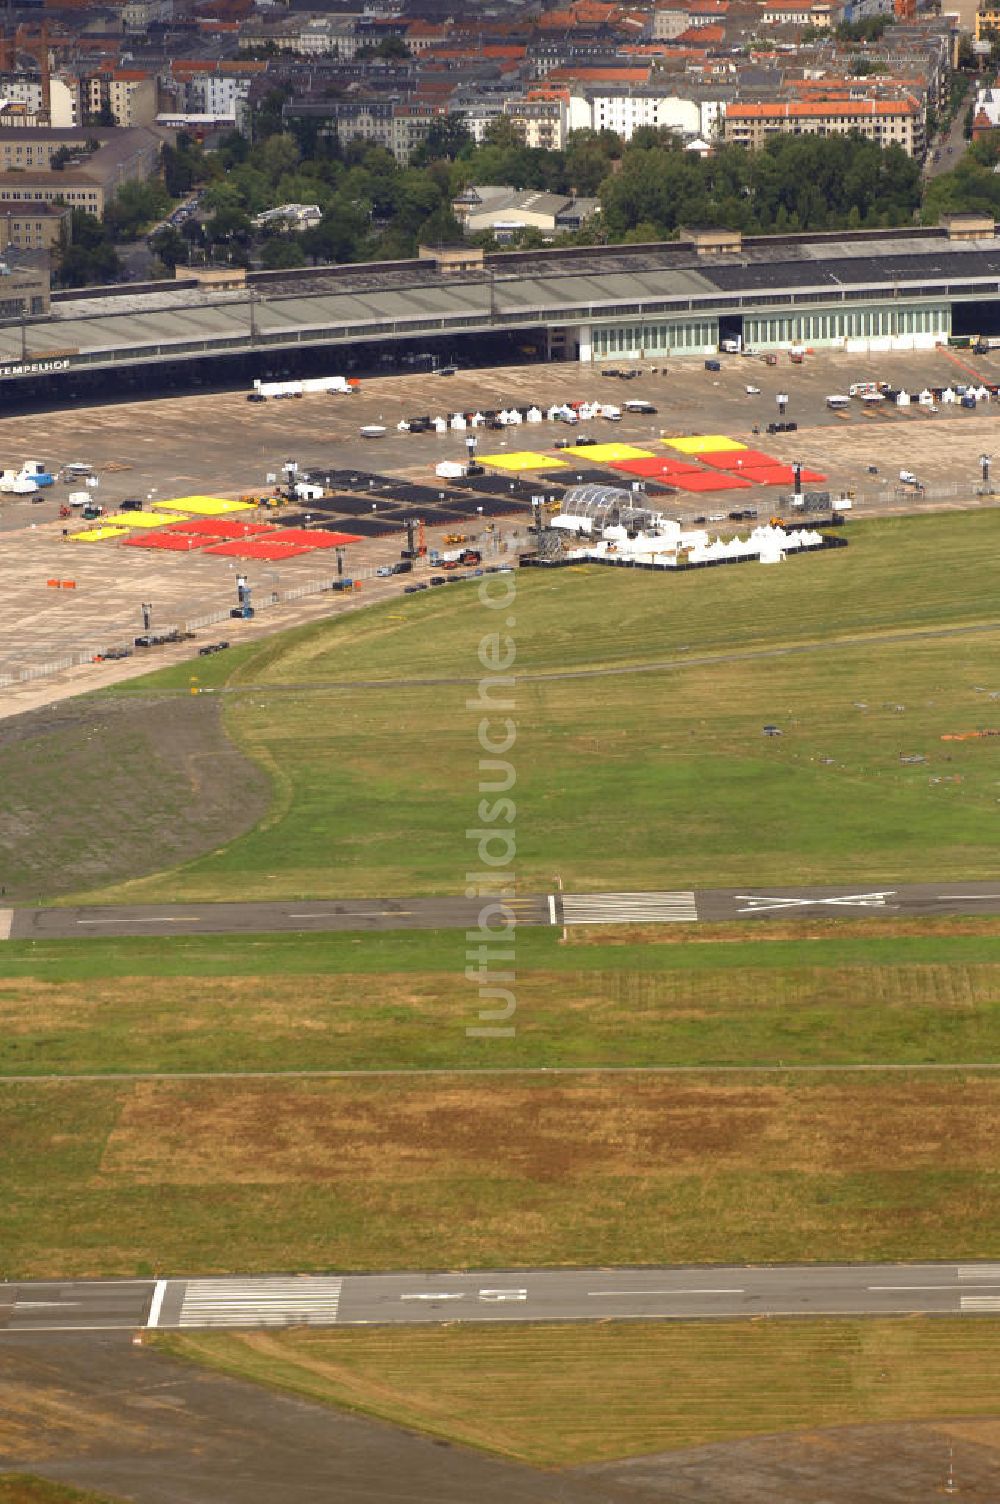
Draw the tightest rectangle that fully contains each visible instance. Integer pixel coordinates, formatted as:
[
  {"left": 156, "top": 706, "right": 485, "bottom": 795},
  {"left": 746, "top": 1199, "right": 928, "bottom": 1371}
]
[{"left": 0, "top": 357, "right": 72, "bottom": 379}]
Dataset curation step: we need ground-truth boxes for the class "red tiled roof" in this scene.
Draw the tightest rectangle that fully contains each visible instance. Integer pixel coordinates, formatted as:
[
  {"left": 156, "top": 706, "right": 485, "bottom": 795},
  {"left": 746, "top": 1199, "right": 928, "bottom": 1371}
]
[
  {"left": 674, "top": 22, "right": 725, "bottom": 41},
  {"left": 727, "top": 97, "right": 919, "bottom": 118}
]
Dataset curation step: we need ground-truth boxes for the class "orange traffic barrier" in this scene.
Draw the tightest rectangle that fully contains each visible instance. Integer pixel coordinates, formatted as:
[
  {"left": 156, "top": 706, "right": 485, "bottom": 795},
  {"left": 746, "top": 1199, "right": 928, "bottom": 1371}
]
[
  {"left": 46, "top": 578, "right": 60, "bottom": 588},
  {"left": 61, "top": 580, "right": 76, "bottom": 589}
]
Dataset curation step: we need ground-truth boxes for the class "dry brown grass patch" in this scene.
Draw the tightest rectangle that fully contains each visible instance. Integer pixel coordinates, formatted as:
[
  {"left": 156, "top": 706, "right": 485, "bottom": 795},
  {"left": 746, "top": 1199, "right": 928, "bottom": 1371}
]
[{"left": 96, "top": 1075, "right": 1000, "bottom": 1186}]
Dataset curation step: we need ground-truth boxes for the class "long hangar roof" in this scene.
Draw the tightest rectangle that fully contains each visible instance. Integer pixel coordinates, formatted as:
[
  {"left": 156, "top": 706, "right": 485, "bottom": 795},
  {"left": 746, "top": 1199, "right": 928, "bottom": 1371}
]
[{"left": 7, "top": 227, "right": 1000, "bottom": 373}]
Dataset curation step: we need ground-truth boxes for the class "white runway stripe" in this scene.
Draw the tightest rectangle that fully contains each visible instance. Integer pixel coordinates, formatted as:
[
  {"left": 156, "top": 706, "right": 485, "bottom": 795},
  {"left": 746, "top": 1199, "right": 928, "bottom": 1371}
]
[
  {"left": 0, "top": 910, "right": 13, "bottom": 940},
  {"left": 960, "top": 1295, "right": 1000, "bottom": 1311},
  {"left": 561, "top": 891, "right": 698, "bottom": 925},
  {"left": 178, "top": 1277, "right": 343, "bottom": 1328},
  {"left": 958, "top": 1265, "right": 1000, "bottom": 1279}
]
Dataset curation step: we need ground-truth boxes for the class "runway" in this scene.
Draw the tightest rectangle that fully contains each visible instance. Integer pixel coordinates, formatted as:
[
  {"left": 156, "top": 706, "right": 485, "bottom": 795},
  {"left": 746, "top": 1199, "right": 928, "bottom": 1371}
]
[
  {"left": 3, "top": 1264, "right": 999, "bottom": 1337},
  {"left": 6, "top": 881, "right": 1000, "bottom": 939}
]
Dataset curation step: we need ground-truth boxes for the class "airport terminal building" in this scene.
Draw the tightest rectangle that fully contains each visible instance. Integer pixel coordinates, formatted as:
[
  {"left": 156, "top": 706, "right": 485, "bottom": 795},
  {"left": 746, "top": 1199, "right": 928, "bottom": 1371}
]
[{"left": 4, "top": 215, "right": 1000, "bottom": 400}]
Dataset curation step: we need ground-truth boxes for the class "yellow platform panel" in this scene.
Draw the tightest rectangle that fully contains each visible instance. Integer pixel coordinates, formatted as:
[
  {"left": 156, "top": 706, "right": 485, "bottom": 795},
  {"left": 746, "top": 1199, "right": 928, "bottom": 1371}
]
[
  {"left": 102, "top": 511, "right": 190, "bottom": 528},
  {"left": 664, "top": 435, "right": 747, "bottom": 455},
  {"left": 479, "top": 451, "right": 569, "bottom": 471},
  {"left": 562, "top": 443, "right": 655, "bottom": 463},
  {"left": 154, "top": 495, "right": 253, "bottom": 515},
  {"left": 70, "top": 526, "right": 129, "bottom": 542}
]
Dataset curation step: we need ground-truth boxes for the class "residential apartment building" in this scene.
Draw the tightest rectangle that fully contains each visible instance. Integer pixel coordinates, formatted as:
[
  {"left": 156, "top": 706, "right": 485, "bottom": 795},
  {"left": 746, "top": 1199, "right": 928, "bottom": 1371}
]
[
  {"left": 723, "top": 97, "right": 924, "bottom": 155},
  {"left": 568, "top": 87, "right": 725, "bottom": 140},
  {"left": 86, "top": 70, "right": 157, "bottom": 129},
  {"left": 757, "top": 0, "right": 833, "bottom": 25},
  {"left": 0, "top": 74, "right": 81, "bottom": 129},
  {"left": 976, "top": 5, "right": 1000, "bottom": 42},
  {"left": 506, "top": 95, "right": 568, "bottom": 149},
  {"left": 391, "top": 104, "right": 447, "bottom": 162},
  {"left": 115, "top": 0, "right": 174, "bottom": 32},
  {"left": 174, "top": 62, "right": 265, "bottom": 120},
  {"left": 239, "top": 14, "right": 361, "bottom": 57}
]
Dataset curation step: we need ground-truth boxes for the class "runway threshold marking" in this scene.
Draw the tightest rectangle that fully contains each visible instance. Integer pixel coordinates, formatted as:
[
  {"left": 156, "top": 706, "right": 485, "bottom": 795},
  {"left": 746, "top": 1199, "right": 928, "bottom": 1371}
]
[
  {"left": 547, "top": 894, "right": 557, "bottom": 924},
  {"left": 961, "top": 1296, "right": 1000, "bottom": 1311},
  {"left": 146, "top": 1279, "right": 167, "bottom": 1329},
  {"left": 0, "top": 910, "right": 12, "bottom": 940}
]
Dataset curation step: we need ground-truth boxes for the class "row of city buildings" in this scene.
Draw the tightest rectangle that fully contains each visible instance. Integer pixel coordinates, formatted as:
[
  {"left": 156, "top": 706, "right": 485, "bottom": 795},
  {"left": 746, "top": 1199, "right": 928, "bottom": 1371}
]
[
  {"left": 0, "top": 0, "right": 966, "bottom": 163},
  {"left": 0, "top": 0, "right": 975, "bottom": 263}
]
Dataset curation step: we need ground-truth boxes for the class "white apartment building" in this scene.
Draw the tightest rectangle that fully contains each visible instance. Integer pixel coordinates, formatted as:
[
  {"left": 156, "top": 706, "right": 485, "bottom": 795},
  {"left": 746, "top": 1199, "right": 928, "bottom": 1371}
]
[
  {"left": 0, "top": 75, "right": 80, "bottom": 128},
  {"left": 568, "top": 89, "right": 724, "bottom": 142},
  {"left": 183, "top": 71, "right": 252, "bottom": 118}
]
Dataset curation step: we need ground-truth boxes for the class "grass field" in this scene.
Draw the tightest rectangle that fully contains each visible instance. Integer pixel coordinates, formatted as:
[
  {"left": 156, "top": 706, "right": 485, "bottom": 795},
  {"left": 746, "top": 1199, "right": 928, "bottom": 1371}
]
[
  {"left": 154, "top": 1318, "right": 1000, "bottom": 1466},
  {"left": 2, "top": 1068, "right": 997, "bottom": 1277},
  {"left": 0, "top": 1481, "right": 121, "bottom": 1504},
  {"left": 63, "top": 509, "right": 1000, "bottom": 903},
  {"left": 1, "top": 929, "right": 999, "bottom": 1073}
]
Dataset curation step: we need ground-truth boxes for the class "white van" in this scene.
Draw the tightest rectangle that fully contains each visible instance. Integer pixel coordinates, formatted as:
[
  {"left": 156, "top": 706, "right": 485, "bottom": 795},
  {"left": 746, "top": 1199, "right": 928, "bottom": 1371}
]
[{"left": 826, "top": 394, "right": 850, "bottom": 410}]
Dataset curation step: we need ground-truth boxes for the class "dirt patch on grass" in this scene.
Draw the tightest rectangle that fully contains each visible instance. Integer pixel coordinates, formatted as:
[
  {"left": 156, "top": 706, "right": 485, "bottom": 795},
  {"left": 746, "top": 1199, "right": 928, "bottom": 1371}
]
[
  {"left": 0, "top": 694, "right": 270, "bottom": 900},
  {"left": 567, "top": 916, "right": 1000, "bottom": 944},
  {"left": 590, "top": 1417, "right": 1000, "bottom": 1501},
  {"left": 0, "top": 1376, "right": 154, "bottom": 1461},
  {"left": 97, "top": 1075, "right": 999, "bottom": 1185}
]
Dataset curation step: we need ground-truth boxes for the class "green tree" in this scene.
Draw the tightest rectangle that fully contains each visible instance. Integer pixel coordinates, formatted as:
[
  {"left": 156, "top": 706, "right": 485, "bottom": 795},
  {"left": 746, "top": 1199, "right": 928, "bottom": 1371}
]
[
  {"left": 149, "top": 224, "right": 188, "bottom": 270},
  {"left": 104, "top": 179, "right": 171, "bottom": 241},
  {"left": 258, "top": 132, "right": 300, "bottom": 184},
  {"left": 301, "top": 198, "right": 370, "bottom": 262},
  {"left": 55, "top": 209, "right": 121, "bottom": 286},
  {"left": 357, "top": 34, "right": 409, "bottom": 59},
  {"left": 260, "top": 236, "right": 307, "bottom": 268},
  {"left": 413, "top": 113, "right": 473, "bottom": 163},
  {"left": 205, "top": 205, "right": 253, "bottom": 255}
]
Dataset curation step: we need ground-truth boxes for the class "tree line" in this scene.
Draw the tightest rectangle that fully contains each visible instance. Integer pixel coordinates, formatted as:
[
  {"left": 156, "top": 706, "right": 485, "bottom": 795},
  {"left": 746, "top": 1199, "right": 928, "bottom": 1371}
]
[{"left": 53, "top": 102, "right": 963, "bottom": 287}]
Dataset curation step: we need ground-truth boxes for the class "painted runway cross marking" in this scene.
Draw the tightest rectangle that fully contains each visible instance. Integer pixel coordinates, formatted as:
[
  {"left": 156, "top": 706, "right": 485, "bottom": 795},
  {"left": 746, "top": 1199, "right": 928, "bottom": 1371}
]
[
  {"left": 736, "top": 891, "right": 897, "bottom": 914},
  {"left": 177, "top": 1276, "right": 343, "bottom": 1329},
  {"left": 561, "top": 892, "right": 697, "bottom": 925}
]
